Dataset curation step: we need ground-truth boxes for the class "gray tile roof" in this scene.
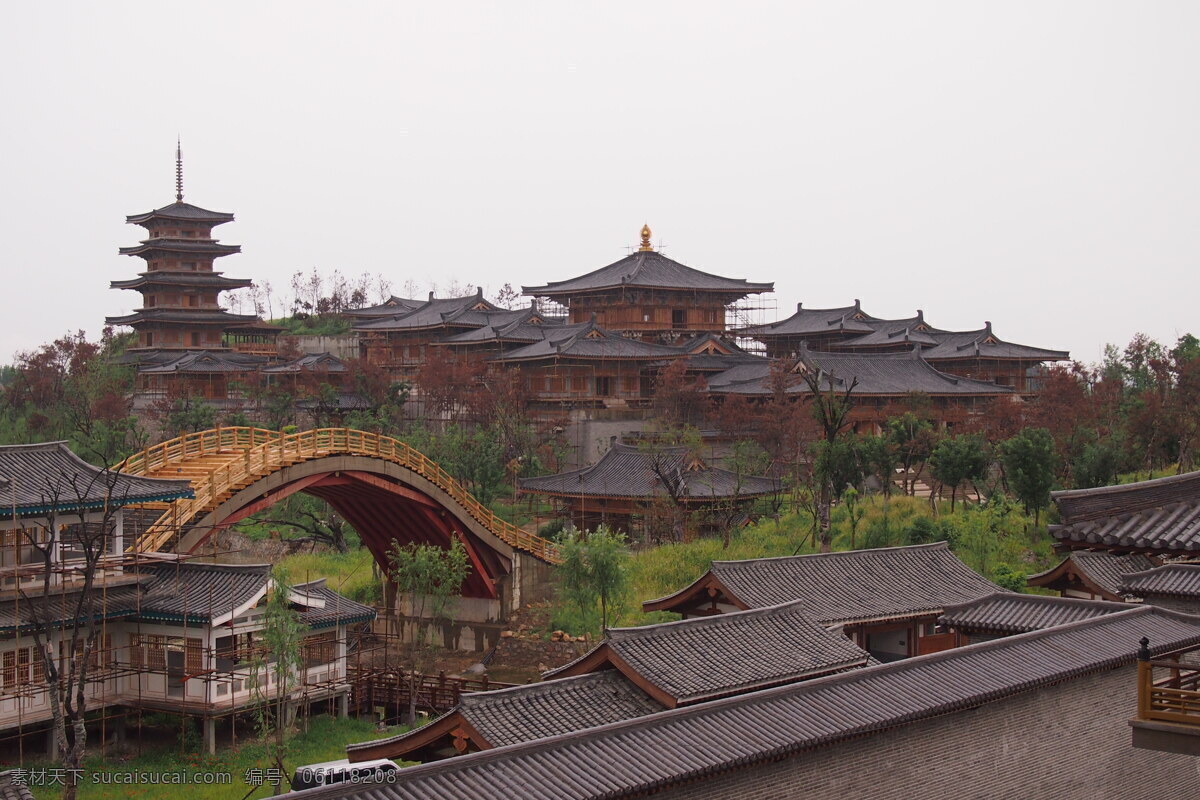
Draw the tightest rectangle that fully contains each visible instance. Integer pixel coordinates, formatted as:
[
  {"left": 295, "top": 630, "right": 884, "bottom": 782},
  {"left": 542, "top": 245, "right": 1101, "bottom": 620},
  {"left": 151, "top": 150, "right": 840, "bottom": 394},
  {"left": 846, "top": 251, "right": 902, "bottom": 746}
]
[
  {"left": 737, "top": 301, "right": 878, "bottom": 337},
  {"left": 293, "top": 578, "right": 378, "bottom": 628},
  {"left": 837, "top": 314, "right": 943, "bottom": 348},
  {"left": 110, "top": 271, "right": 252, "bottom": 290},
  {"left": 438, "top": 307, "right": 557, "bottom": 345},
  {"left": 544, "top": 601, "right": 870, "bottom": 705},
  {"left": 523, "top": 250, "right": 772, "bottom": 297},
  {"left": 1, "top": 565, "right": 370, "bottom": 632},
  {"left": 106, "top": 309, "right": 260, "bottom": 327},
  {"left": 915, "top": 324, "right": 1069, "bottom": 361},
  {"left": 347, "top": 671, "right": 662, "bottom": 759},
  {"left": 1050, "top": 470, "right": 1200, "bottom": 554},
  {"left": 0, "top": 582, "right": 147, "bottom": 634},
  {"left": 937, "top": 592, "right": 1128, "bottom": 635},
  {"left": 645, "top": 542, "right": 1004, "bottom": 625},
  {"left": 134, "top": 562, "right": 272, "bottom": 624},
  {"left": 1026, "top": 551, "right": 1160, "bottom": 598},
  {"left": 1119, "top": 564, "right": 1200, "bottom": 598},
  {"left": 343, "top": 296, "right": 426, "bottom": 318},
  {"left": 519, "top": 441, "right": 778, "bottom": 500},
  {"left": 119, "top": 240, "right": 242, "bottom": 257},
  {"left": 706, "top": 349, "right": 1013, "bottom": 397},
  {"left": 126, "top": 201, "right": 235, "bottom": 225},
  {"left": 493, "top": 321, "right": 687, "bottom": 363},
  {"left": 296, "top": 605, "right": 1200, "bottom": 800},
  {"left": 135, "top": 350, "right": 266, "bottom": 374},
  {"left": 261, "top": 352, "right": 348, "bottom": 373},
  {"left": 0, "top": 442, "right": 192, "bottom": 517},
  {"left": 351, "top": 292, "right": 499, "bottom": 332}
]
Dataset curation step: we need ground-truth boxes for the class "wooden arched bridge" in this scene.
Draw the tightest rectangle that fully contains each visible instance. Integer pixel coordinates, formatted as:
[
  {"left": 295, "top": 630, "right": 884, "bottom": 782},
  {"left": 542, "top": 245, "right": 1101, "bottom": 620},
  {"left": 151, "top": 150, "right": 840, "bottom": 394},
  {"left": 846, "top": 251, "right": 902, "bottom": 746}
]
[{"left": 117, "top": 427, "right": 559, "bottom": 602}]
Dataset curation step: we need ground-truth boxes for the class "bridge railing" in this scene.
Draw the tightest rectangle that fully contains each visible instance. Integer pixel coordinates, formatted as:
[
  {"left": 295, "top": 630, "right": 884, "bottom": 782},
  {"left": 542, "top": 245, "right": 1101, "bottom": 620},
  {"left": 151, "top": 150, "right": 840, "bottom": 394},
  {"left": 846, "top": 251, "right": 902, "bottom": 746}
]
[{"left": 122, "top": 427, "right": 560, "bottom": 563}]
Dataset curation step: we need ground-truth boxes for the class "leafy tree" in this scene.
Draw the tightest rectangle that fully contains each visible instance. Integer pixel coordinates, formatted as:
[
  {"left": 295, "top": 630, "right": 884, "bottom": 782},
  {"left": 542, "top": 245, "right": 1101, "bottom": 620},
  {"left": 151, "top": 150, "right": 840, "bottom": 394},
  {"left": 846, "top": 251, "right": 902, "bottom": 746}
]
[
  {"left": 1071, "top": 437, "right": 1124, "bottom": 489},
  {"left": 1, "top": 329, "right": 142, "bottom": 460},
  {"left": 558, "top": 526, "right": 629, "bottom": 632},
  {"left": 1000, "top": 428, "right": 1058, "bottom": 524},
  {"left": 992, "top": 564, "right": 1028, "bottom": 592},
  {"left": 886, "top": 412, "right": 936, "bottom": 495},
  {"left": 250, "top": 566, "right": 306, "bottom": 794},
  {"left": 842, "top": 487, "right": 866, "bottom": 549},
  {"left": 256, "top": 495, "right": 356, "bottom": 553},
  {"left": 928, "top": 433, "right": 990, "bottom": 512},
  {"left": 799, "top": 363, "right": 858, "bottom": 552},
  {"left": 155, "top": 393, "right": 217, "bottom": 436},
  {"left": 388, "top": 539, "right": 470, "bottom": 723}
]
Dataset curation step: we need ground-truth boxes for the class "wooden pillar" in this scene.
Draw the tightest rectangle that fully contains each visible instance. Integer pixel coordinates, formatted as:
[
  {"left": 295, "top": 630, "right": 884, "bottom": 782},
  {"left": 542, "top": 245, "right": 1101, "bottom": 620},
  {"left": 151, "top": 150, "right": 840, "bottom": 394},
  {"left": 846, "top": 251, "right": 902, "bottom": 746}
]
[{"left": 203, "top": 717, "right": 216, "bottom": 755}]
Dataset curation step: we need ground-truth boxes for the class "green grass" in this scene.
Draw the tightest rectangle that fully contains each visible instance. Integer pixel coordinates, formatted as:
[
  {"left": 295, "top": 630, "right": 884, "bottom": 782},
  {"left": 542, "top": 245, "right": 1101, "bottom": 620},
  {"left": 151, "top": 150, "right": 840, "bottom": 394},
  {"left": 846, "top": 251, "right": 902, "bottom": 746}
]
[
  {"left": 280, "top": 548, "right": 382, "bottom": 606},
  {"left": 26, "top": 715, "right": 403, "bottom": 800}
]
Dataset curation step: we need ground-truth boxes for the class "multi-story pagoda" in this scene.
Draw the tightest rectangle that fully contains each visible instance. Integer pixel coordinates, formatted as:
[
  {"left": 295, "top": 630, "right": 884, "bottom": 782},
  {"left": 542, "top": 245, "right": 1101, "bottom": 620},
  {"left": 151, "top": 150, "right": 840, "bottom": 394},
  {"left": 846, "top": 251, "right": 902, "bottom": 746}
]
[
  {"left": 523, "top": 225, "right": 773, "bottom": 341},
  {"left": 106, "top": 146, "right": 276, "bottom": 358}
]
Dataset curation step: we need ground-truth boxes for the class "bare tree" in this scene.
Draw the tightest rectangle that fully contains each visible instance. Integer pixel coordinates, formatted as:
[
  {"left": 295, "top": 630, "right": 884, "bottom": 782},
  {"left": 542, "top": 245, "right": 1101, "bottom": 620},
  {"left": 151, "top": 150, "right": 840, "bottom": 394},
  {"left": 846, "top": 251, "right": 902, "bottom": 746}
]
[{"left": 15, "top": 465, "right": 130, "bottom": 800}]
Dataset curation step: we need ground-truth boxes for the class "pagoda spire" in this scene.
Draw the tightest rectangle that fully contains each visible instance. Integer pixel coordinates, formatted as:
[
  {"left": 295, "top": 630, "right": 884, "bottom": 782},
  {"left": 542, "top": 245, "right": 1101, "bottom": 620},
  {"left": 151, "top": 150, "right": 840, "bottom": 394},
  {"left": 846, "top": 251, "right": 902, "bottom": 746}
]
[{"left": 175, "top": 138, "right": 184, "bottom": 202}]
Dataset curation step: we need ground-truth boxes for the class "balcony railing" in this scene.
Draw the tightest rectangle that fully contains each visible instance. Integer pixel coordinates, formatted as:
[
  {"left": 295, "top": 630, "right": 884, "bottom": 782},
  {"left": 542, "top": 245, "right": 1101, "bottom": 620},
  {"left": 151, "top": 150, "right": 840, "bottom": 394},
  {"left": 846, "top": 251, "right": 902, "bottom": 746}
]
[{"left": 1137, "top": 637, "right": 1200, "bottom": 725}]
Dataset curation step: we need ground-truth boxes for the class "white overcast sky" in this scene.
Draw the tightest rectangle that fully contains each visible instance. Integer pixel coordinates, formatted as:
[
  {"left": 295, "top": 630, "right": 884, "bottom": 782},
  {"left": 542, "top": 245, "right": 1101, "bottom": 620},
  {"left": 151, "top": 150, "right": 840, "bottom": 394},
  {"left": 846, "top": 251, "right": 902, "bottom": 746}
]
[{"left": 2, "top": 2, "right": 1197, "bottom": 364}]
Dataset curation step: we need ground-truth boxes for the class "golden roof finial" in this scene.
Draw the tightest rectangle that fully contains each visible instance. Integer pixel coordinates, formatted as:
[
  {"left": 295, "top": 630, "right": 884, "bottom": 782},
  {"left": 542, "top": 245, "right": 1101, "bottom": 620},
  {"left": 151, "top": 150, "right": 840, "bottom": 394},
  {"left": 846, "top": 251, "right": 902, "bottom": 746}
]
[{"left": 638, "top": 223, "right": 653, "bottom": 252}]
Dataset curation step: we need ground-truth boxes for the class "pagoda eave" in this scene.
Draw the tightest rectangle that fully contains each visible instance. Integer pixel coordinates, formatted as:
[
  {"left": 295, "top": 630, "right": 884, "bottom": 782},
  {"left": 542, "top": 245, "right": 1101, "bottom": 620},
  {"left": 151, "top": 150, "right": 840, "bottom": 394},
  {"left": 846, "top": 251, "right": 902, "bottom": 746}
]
[
  {"left": 110, "top": 274, "right": 253, "bottom": 290},
  {"left": 106, "top": 311, "right": 258, "bottom": 327},
  {"left": 119, "top": 243, "right": 242, "bottom": 257}
]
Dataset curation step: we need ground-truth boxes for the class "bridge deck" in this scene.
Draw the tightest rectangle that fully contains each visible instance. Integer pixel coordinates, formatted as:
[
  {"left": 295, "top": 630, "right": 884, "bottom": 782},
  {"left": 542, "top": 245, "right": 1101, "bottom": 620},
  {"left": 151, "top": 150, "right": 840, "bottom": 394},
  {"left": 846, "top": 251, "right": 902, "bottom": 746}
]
[{"left": 118, "top": 427, "right": 560, "bottom": 563}]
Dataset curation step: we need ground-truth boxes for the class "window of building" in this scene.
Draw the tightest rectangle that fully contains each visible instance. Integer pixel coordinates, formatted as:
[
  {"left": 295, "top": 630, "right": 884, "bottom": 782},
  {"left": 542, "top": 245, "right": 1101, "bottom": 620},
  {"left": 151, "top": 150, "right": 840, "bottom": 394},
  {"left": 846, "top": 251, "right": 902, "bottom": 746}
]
[
  {"left": 145, "top": 332, "right": 155, "bottom": 347},
  {"left": 183, "top": 261, "right": 197, "bottom": 270},
  {"left": 187, "top": 294, "right": 198, "bottom": 307},
  {"left": 671, "top": 309, "right": 686, "bottom": 329},
  {"left": 2, "top": 645, "right": 45, "bottom": 690},
  {"left": 191, "top": 332, "right": 201, "bottom": 347},
  {"left": 302, "top": 631, "right": 338, "bottom": 668},
  {"left": 596, "top": 376, "right": 612, "bottom": 395}
]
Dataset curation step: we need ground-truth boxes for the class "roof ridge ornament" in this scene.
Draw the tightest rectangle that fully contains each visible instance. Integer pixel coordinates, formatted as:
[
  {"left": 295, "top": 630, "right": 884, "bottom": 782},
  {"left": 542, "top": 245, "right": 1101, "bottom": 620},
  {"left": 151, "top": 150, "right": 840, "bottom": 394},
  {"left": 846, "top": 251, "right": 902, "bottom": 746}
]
[
  {"left": 175, "top": 137, "right": 184, "bottom": 203},
  {"left": 638, "top": 224, "right": 654, "bottom": 252}
]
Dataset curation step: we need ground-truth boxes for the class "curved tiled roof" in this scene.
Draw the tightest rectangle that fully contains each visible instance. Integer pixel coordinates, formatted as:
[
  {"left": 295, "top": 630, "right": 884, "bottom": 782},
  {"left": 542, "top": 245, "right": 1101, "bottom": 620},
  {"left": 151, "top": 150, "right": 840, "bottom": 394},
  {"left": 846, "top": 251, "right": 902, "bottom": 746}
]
[
  {"left": 350, "top": 293, "right": 499, "bottom": 332},
  {"left": 261, "top": 353, "right": 348, "bottom": 374},
  {"left": 126, "top": 201, "right": 235, "bottom": 225},
  {"left": 492, "top": 321, "right": 687, "bottom": 363},
  {"left": 706, "top": 350, "right": 1013, "bottom": 397},
  {"left": 110, "top": 272, "right": 252, "bottom": 290},
  {"left": 1050, "top": 470, "right": 1200, "bottom": 554},
  {"left": 736, "top": 301, "right": 878, "bottom": 337},
  {"left": 0, "top": 442, "right": 192, "bottom": 516},
  {"left": 519, "top": 441, "right": 777, "bottom": 500},
  {"left": 106, "top": 309, "right": 260, "bottom": 327},
  {"left": 544, "top": 601, "right": 869, "bottom": 705},
  {"left": 135, "top": 350, "right": 266, "bottom": 374},
  {"left": 1119, "top": 564, "right": 1200, "bottom": 598},
  {"left": 347, "top": 671, "right": 661, "bottom": 760},
  {"left": 523, "top": 250, "right": 772, "bottom": 297},
  {"left": 301, "top": 606, "right": 1200, "bottom": 800},
  {"left": 135, "top": 562, "right": 272, "bottom": 624},
  {"left": 938, "top": 592, "right": 1127, "bottom": 634},
  {"left": 293, "top": 578, "right": 378, "bottom": 628},
  {"left": 119, "top": 240, "right": 242, "bottom": 257},
  {"left": 342, "top": 296, "right": 425, "bottom": 318},
  {"left": 916, "top": 325, "right": 1069, "bottom": 362},
  {"left": 645, "top": 542, "right": 1003, "bottom": 624},
  {"left": 1026, "top": 551, "right": 1160, "bottom": 598}
]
